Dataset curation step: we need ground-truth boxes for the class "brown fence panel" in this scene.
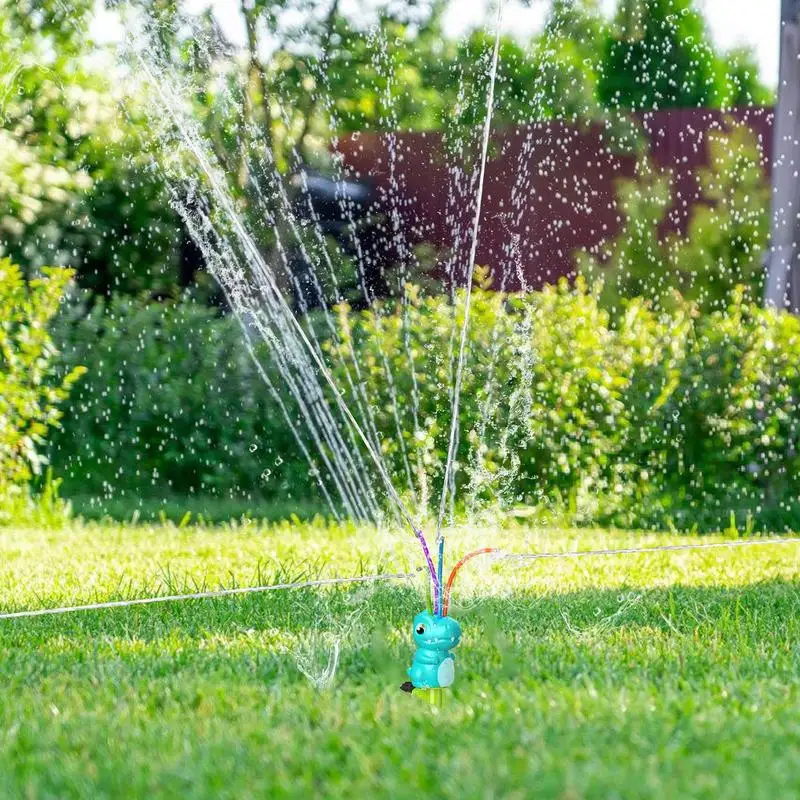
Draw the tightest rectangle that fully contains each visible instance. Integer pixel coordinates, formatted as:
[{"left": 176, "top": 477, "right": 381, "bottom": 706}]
[{"left": 337, "top": 107, "right": 774, "bottom": 292}]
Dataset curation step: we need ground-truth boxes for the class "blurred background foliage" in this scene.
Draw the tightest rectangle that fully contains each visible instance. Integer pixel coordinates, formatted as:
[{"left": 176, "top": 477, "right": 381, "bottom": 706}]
[
  {"left": 0, "top": 0, "right": 185, "bottom": 297},
  {"left": 0, "top": 261, "right": 84, "bottom": 524},
  {"left": 0, "top": 0, "right": 785, "bottom": 528},
  {"left": 0, "top": 0, "right": 772, "bottom": 294},
  {"left": 579, "top": 126, "right": 771, "bottom": 314},
  {"left": 44, "top": 280, "right": 800, "bottom": 532},
  {"left": 599, "top": 0, "right": 771, "bottom": 111}
]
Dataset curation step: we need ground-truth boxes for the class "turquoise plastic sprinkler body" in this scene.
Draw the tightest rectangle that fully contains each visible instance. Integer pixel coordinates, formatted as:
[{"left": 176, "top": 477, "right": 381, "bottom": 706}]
[{"left": 400, "top": 610, "right": 462, "bottom": 701}]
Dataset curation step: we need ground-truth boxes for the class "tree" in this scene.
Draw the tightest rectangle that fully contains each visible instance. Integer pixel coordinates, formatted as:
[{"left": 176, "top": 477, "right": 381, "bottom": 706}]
[
  {"left": 720, "top": 47, "right": 775, "bottom": 108},
  {"left": 668, "top": 126, "right": 770, "bottom": 309},
  {"left": 579, "top": 125, "right": 770, "bottom": 313},
  {"left": 0, "top": 0, "right": 183, "bottom": 297},
  {"left": 528, "top": 0, "right": 608, "bottom": 124},
  {"left": 598, "top": 0, "right": 727, "bottom": 111},
  {"left": 119, "top": 0, "right": 615, "bottom": 170},
  {"left": 577, "top": 158, "right": 673, "bottom": 311}
]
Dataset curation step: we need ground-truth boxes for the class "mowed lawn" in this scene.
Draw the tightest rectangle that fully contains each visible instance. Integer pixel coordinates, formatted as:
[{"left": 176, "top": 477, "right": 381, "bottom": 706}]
[{"left": 0, "top": 520, "right": 798, "bottom": 799}]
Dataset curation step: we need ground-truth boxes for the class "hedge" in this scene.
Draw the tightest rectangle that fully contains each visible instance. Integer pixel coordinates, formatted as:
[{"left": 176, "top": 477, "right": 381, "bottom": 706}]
[{"left": 48, "top": 279, "right": 800, "bottom": 531}]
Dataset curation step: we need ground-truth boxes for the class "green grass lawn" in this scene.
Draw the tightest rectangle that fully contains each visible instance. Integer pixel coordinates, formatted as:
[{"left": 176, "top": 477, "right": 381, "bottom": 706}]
[{"left": 0, "top": 519, "right": 798, "bottom": 799}]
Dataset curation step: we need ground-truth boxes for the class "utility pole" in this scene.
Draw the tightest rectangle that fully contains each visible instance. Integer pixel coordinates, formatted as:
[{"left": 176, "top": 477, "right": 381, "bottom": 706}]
[{"left": 765, "top": 0, "right": 800, "bottom": 312}]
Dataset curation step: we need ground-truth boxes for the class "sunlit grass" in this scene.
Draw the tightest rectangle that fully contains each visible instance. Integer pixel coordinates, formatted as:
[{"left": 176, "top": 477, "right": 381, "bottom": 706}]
[{"left": 0, "top": 520, "right": 798, "bottom": 798}]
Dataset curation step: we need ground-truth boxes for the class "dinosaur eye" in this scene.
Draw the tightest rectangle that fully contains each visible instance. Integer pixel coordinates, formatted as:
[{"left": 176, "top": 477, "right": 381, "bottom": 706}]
[{"left": 415, "top": 624, "right": 425, "bottom": 634}]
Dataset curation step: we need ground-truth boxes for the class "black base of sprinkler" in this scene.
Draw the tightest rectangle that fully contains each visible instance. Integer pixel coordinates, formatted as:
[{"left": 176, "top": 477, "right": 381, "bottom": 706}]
[{"left": 400, "top": 681, "right": 414, "bottom": 693}]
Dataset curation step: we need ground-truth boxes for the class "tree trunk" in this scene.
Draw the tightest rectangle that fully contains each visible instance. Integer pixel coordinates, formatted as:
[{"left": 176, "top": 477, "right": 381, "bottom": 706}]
[{"left": 765, "top": 0, "right": 800, "bottom": 312}]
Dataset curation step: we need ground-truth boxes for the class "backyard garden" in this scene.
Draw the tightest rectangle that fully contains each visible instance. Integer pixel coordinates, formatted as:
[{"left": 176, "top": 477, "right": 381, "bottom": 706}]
[{"left": 1, "top": 0, "right": 799, "bottom": 797}]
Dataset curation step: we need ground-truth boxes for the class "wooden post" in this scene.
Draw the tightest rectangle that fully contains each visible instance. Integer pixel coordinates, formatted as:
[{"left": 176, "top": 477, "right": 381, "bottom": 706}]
[{"left": 765, "top": 0, "right": 800, "bottom": 312}]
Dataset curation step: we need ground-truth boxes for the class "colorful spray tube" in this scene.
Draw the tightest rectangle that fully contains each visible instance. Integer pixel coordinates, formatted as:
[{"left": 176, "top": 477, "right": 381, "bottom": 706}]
[{"left": 402, "top": 539, "right": 498, "bottom": 704}]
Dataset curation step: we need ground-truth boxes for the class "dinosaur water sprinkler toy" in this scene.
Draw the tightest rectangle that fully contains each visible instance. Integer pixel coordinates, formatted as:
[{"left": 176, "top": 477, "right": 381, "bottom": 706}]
[
  {"left": 401, "top": 610, "right": 462, "bottom": 695},
  {"left": 401, "top": 542, "right": 499, "bottom": 705}
]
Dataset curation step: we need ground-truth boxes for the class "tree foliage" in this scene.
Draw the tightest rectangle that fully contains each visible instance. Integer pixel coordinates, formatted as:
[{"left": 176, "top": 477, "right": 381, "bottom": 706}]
[
  {"left": 0, "top": 0, "right": 183, "bottom": 297},
  {"left": 0, "top": 260, "right": 85, "bottom": 517},
  {"left": 0, "top": 0, "right": 776, "bottom": 303},
  {"left": 598, "top": 0, "right": 773, "bottom": 112},
  {"left": 579, "top": 124, "right": 770, "bottom": 313}
]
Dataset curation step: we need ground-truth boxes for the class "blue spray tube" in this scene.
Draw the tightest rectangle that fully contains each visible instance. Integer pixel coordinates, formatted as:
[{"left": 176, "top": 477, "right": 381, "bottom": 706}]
[{"left": 437, "top": 537, "right": 445, "bottom": 615}]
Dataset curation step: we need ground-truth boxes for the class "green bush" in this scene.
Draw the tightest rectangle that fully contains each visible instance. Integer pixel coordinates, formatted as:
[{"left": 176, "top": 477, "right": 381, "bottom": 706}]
[
  {"left": 325, "top": 275, "right": 516, "bottom": 514},
  {"left": 0, "top": 260, "right": 85, "bottom": 522},
  {"left": 49, "top": 293, "right": 319, "bottom": 514},
  {"left": 331, "top": 279, "right": 800, "bottom": 531},
  {"left": 655, "top": 292, "right": 800, "bottom": 531},
  {"left": 579, "top": 125, "right": 770, "bottom": 314},
  {"left": 51, "top": 279, "right": 800, "bottom": 532}
]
